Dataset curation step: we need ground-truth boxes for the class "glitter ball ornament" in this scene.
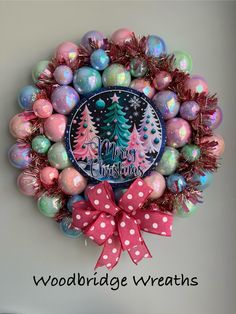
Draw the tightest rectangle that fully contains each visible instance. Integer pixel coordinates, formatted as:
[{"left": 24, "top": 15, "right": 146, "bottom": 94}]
[
  {"left": 47, "top": 142, "right": 71, "bottom": 170},
  {"left": 32, "top": 60, "right": 50, "bottom": 83},
  {"left": 130, "top": 79, "right": 155, "bottom": 98},
  {"left": 145, "top": 35, "right": 166, "bottom": 57},
  {"left": 181, "top": 144, "right": 201, "bottom": 162},
  {"left": 202, "top": 106, "right": 223, "bottom": 130},
  {"left": 81, "top": 30, "right": 106, "bottom": 51},
  {"left": 31, "top": 135, "right": 51, "bottom": 154},
  {"left": 33, "top": 99, "right": 53, "bottom": 118},
  {"left": 174, "top": 199, "right": 197, "bottom": 217},
  {"left": 167, "top": 173, "right": 187, "bottom": 193},
  {"left": 59, "top": 217, "right": 82, "bottom": 238},
  {"left": 37, "top": 194, "right": 62, "bottom": 218},
  {"left": 73, "top": 66, "right": 102, "bottom": 94},
  {"left": 179, "top": 101, "right": 200, "bottom": 121},
  {"left": 156, "top": 146, "right": 179, "bottom": 176},
  {"left": 90, "top": 49, "right": 110, "bottom": 71},
  {"left": 17, "top": 171, "right": 40, "bottom": 196},
  {"left": 111, "top": 28, "right": 133, "bottom": 45},
  {"left": 200, "top": 134, "right": 225, "bottom": 158},
  {"left": 144, "top": 171, "right": 166, "bottom": 200},
  {"left": 53, "top": 65, "right": 73, "bottom": 85},
  {"left": 153, "top": 71, "right": 172, "bottom": 90},
  {"left": 18, "top": 85, "right": 40, "bottom": 110},
  {"left": 8, "top": 143, "right": 32, "bottom": 169},
  {"left": 130, "top": 58, "right": 148, "bottom": 78},
  {"left": 55, "top": 41, "right": 79, "bottom": 63},
  {"left": 9, "top": 114, "right": 33, "bottom": 139},
  {"left": 192, "top": 171, "right": 213, "bottom": 190},
  {"left": 39, "top": 166, "right": 59, "bottom": 186},
  {"left": 166, "top": 118, "right": 192, "bottom": 148},
  {"left": 185, "top": 75, "right": 208, "bottom": 94},
  {"left": 153, "top": 91, "right": 180, "bottom": 119},
  {"left": 173, "top": 51, "right": 192, "bottom": 73},
  {"left": 102, "top": 64, "right": 131, "bottom": 87},
  {"left": 67, "top": 194, "right": 85, "bottom": 212},
  {"left": 44, "top": 114, "right": 67, "bottom": 142},
  {"left": 58, "top": 167, "right": 87, "bottom": 195},
  {"left": 51, "top": 86, "right": 79, "bottom": 115}
]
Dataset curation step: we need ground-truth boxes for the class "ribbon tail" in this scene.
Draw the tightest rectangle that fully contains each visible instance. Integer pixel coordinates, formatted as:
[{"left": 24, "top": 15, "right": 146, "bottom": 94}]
[
  {"left": 95, "top": 234, "right": 122, "bottom": 271},
  {"left": 128, "top": 240, "right": 152, "bottom": 265}
]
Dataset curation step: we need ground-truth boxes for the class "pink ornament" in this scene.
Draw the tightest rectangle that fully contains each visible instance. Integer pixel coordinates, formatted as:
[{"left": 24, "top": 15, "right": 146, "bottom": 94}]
[
  {"left": 44, "top": 114, "right": 67, "bottom": 142},
  {"left": 200, "top": 134, "right": 225, "bottom": 158},
  {"left": 17, "top": 171, "right": 40, "bottom": 196},
  {"left": 166, "top": 118, "right": 192, "bottom": 148},
  {"left": 153, "top": 71, "right": 172, "bottom": 90},
  {"left": 184, "top": 75, "right": 209, "bottom": 94},
  {"left": 58, "top": 167, "right": 87, "bottom": 195},
  {"left": 144, "top": 171, "right": 166, "bottom": 200},
  {"left": 39, "top": 167, "right": 59, "bottom": 186},
  {"left": 111, "top": 28, "right": 133, "bottom": 45},
  {"left": 9, "top": 113, "right": 33, "bottom": 139},
  {"left": 33, "top": 99, "right": 53, "bottom": 118},
  {"left": 54, "top": 42, "right": 79, "bottom": 63},
  {"left": 130, "top": 79, "right": 156, "bottom": 98}
]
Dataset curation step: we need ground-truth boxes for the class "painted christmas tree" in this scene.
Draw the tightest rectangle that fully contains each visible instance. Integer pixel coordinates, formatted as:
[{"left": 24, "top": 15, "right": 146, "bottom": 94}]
[
  {"left": 125, "top": 124, "right": 149, "bottom": 168},
  {"left": 138, "top": 103, "right": 162, "bottom": 153},
  {"left": 101, "top": 93, "right": 131, "bottom": 147},
  {"left": 73, "top": 105, "right": 98, "bottom": 160}
]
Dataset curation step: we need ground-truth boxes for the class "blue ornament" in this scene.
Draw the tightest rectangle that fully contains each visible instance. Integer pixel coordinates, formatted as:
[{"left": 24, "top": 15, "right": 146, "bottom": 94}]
[
  {"left": 18, "top": 85, "right": 40, "bottom": 110},
  {"left": 145, "top": 35, "right": 166, "bottom": 57},
  {"left": 192, "top": 171, "right": 213, "bottom": 190},
  {"left": 67, "top": 194, "right": 84, "bottom": 212},
  {"left": 96, "top": 98, "right": 106, "bottom": 109},
  {"left": 167, "top": 173, "right": 187, "bottom": 193},
  {"left": 90, "top": 49, "right": 110, "bottom": 71},
  {"left": 73, "top": 66, "right": 102, "bottom": 95},
  {"left": 59, "top": 217, "right": 82, "bottom": 238}
]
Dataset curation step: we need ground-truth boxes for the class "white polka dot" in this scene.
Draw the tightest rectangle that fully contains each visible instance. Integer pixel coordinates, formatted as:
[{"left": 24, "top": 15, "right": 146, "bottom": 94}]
[
  {"left": 144, "top": 228, "right": 149, "bottom": 231},
  {"left": 135, "top": 250, "right": 140, "bottom": 256},
  {"left": 106, "top": 195, "right": 109, "bottom": 199},
  {"left": 83, "top": 222, "right": 88, "bottom": 227},
  {"left": 93, "top": 215, "right": 97, "bottom": 219},
  {"left": 90, "top": 226, "right": 94, "bottom": 231},
  {"left": 100, "top": 222, "right": 106, "bottom": 228},
  {"left": 144, "top": 214, "right": 150, "bottom": 219},
  {"left": 85, "top": 211, "right": 91, "bottom": 215},
  {"left": 103, "top": 255, "right": 108, "bottom": 260},
  {"left": 138, "top": 181, "right": 143, "bottom": 186},
  {"left": 115, "top": 257, "right": 119, "bottom": 262},
  {"left": 128, "top": 205, "right": 134, "bottom": 210},
  {"left": 132, "top": 210, "right": 136, "bottom": 215},
  {"left": 124, "top": 240, "right": 130, "bottom": 246},
  {"left": 100, "top": 234, "right": 105, "bottom": 240},
  {"left": 105, "top": 204, "right": 110, "bottom": 209},
  {"left": 134, "top": 259, "right": 137, "bottom": 263},
  {"left": 107, "top": 263, "right": 111, "bottom": 268},
  {"left": 108, "top": 238, "right": 112, "bottom": 244},
  {"left": 130, "top": 229, "right": 135, "bottom": 235},
  {"left": 139, "top": 237, "right": 142, "bottom": 242},
  {"left": 152, "top": 223, "right": 158, "bottom": 229},
  {"left": 170, "top": 225, "right": 172, "bottom": 231},
  {"left": 138, "top": 203, "right": 142, "bottom": 207},
  {"left": 162, "top": 216, "right": 168, "bottom": 223},
  {"left": 120, "top": 221, "right": 126, "bottom": 227},
  {"left": 138, "top": 192, "right": 144, "bottom": 197},
  {"left": 76, "top": 214, "right": 81, "bottom": 220},
  {"left": 89, "top": 236, "right": 94, "bottom": 240},
  {"left": 111, "top": 220, "right": 115, "bottom": 226},
  {"left": 127, "top": 194, "right": 133, "bottom": 200},
  {"left": 112, "top": 248, "right": 117, "bottom": 253},
  {"left": 94, "top": 200, "right": 99, "bottom": 205},
  {"left": 97, "top": 189, "right": 102, "bottom": 194},
  {"left": 144, "top": 253, "right": 149, "bottom": 258},
  {"left": 161, "top": 232, "right": 166, "bottom": 235},
  {"left": 115, "top": 207, "right": 119, "bottom": 211}
]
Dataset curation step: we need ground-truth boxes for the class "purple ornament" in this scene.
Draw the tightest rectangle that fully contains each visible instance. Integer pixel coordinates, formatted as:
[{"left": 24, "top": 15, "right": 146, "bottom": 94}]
[
  {"left": 166, "top": 118, "right": 192, "bottom": 148},
  {"left": 8, "top": 143, "right": 32, "bottom": 169},
  {"left": 81, "top": 30, "right": 106, "bottom": 51},
  {"left": 17, "top": 171, "right": 40, "bottom": 196},
  {"left": 51, "top": 86, "right": 79, "bottom": 115},
  {"left": 180, "top": 101, "right": 200, "bottom": 121},
  {"left": 153, "top": 91, "right": 180, "bottom": 120},
  {"left": 153, "top": 71, "right": 172, "bottom": 90},
  {"left": 185, "top": 75, "right": 208, "bottom": 94},
  {"left": 203, "top": 106, "right": 223, "bottom": 130},
  {"left": 53, "top": 65, "right": 73, "bottom": 85}
]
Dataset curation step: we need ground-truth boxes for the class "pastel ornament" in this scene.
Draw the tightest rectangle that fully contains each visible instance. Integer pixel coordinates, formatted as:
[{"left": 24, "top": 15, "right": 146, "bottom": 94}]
[
  {"left": 73, "top": 66, "right": 102, "bottom": 94},
  {"left": 166, "top": 173, "right": 187, "bottom": 193},
  {"left": 192, "top": 171, "right": 213, "bottom": 190},
  {"left": 44, "top": 114, "right": 67, "bottom": 142},
  {"left": 67, "top": 194, "right": 85, "bottom": 212},
  {"left": 58, "top": 167, "right": 87, "bottom": 195},
  {"left": 130, "top": 79, "right": 155, "bottom": 98},
  {"left": 17, "top": 171, "right": 40, "bottom": 196},
  {"left": 9, "top": 113, "right": 33, "bottom": 139},
  {"left": 102, "top": 64, "right": 131, "bottom": 87},
  {"left": 33, "top": 99, "right": 53, "bottom": 119},
  {"left": 184, "top": 75, "right": 208, "bottom": 94},
  {"left": 130, "top": 58, "right": 148, "bottom": 78},
  {"left": 153, "top": 91, "right": 180, "bottom": 119},
  {"left": 47, "top": 142, "right": 71, "bottom": 170},
  {"left": 181, "top": 144, "right": 201, "bottom": 162},
  {"left": 37, "top": 194, "right": 62, "bottom": 218},
  {"left": 39, "top": 166, "right": 59, "bottom": 186},
  {"left": 90, "top": 49, "right": 110, "bottom": 71},
  {"left": 18, "top": 85, "right": 40, "bottom": 110},
  {"left": 53, "top": 65, "right": 73, "bottom": 85},
  {"left": 174, "top": 199, "right": 197, "bottom": 218},
  {"left": 96, "top": 99, "right": 105, "bottom": 109},
  {"left": 173, "top": 51, "right": 192, "bottom": 73},
  {"left": 155, "top": 146, "right": 179, "bottom": 176},
  {"left": 59, "top": 217, "right": 82, "bottom": 238},
  {"left": 32, "top": 60, "right": 50, "bottom": 83},
  {"left": 55, "top": 41, "right": 79, "bottom": 63},
  {"left": 31, "top": 135, "right": 51, "bottom": 154},
  {"left": 202, "top": 106, "right": 223, "bottom": 130},
  {"left": 81, "top": 30, "right": 106, "bottom": 51},
  {"left": 200, "top": 134, "right": 225, "bottom": 158},
  {"left": 153, "top": 71, "right": 172, "bottom": 90},
  {"left": 111, "top": 28, "right": 133, "bottom": 45},
  {"left": 145, "top": 35, "right": 166, "bottom": 57},
  {"left": 166, "top": 118, "right": 192, "bottom": 148},
  {"left": 51, "top": 86, "right": 79, "bottom": 115},
  {"left": 144, "top": 171, "right": 166, "bottom": 200},
  {"left": 179, "top": 101, "right": 200, "bottom": 121},
  {"left": 8, "top": 143, "right": 32, "bottom": 169}
]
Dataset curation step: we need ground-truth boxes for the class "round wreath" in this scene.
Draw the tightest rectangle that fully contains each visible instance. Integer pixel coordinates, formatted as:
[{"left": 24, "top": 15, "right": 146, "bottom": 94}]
[{"left": 8, "top": 29, "right": 224, "bottom": 270}]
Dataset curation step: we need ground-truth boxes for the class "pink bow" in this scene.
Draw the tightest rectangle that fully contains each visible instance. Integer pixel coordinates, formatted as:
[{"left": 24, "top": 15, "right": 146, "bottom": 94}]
[{"left": 72, "top": 178, "right": 173, "bottom": 270}]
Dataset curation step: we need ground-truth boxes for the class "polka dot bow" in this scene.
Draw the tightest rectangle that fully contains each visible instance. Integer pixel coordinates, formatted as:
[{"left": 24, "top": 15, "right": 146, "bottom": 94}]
[{"left": 72, "top": 178, "right": 173, "bottom": 270}]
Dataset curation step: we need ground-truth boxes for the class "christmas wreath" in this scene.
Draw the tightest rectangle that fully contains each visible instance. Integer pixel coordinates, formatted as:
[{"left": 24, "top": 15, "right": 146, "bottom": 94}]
[{"left": 8, "top": 29, "right": 224, "bottom": 270}]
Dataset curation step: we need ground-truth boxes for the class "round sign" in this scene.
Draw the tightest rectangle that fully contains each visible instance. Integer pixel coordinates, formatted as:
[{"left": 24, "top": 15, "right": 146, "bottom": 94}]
[{"left": 65, "top": 86, "right": 166, "bottom": 186}]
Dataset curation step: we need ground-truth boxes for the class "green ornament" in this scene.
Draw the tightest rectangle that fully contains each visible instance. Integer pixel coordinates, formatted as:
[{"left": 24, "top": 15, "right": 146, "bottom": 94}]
[
  {"left": 38, "top": 195, "right": 62, "bottom": 218},
  {"left": 47, "top": 142, "right": 71, "bottom": 170},
  {"left": 174, "top": 199, "right": 197, "bottom": 218},
  {"left": 181, "top": 144, "right": 201, "bottom": 162},
  {"left": 156, "top": 146, "right": 179, "bottom": 176},
  {"left": 173, "top": 51, "right": 192, "bottom": 73},
  {"left": 130, "top": 58, "right": 148, "bottom": 78},
  {"left": 102, "top": 64, "right": 131, "bottom": 87},
  {"left": 32, "top": 135, "right": 51, "bottom": 154},
  {"left": 83, "top": 123, "right": 88, "bottom": 128},
  {"left": 32, "top": 60, "right": 50, "bottom": 83}
]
